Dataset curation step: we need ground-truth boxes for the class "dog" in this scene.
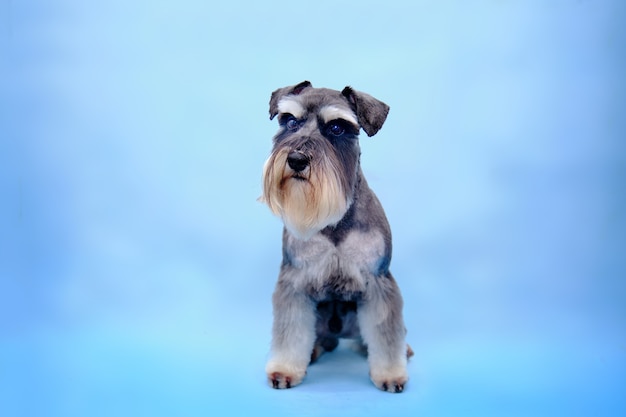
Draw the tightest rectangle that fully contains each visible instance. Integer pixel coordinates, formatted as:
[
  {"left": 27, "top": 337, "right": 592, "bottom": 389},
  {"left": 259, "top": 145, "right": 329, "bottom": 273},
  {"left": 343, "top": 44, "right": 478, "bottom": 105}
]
[{"left": 261, "top": 81, "right": 411, "bottom": 393}]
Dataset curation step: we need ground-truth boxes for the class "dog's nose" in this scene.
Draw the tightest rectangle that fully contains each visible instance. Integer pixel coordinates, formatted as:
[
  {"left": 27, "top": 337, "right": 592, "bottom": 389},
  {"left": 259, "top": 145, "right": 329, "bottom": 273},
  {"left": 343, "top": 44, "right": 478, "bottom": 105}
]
[{"left": 287, "top": 151, "right": 309, "bottom": 172}]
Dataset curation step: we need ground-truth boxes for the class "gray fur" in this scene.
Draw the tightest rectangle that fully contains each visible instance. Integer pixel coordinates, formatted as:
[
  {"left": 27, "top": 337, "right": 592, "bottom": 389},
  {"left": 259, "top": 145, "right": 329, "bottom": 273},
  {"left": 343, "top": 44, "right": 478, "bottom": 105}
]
[
  {"left": 263, "top": 82, "right": 410, "bottom": 393},
  {"left": 269, "top": 80, "right": 312, "bottom": 120},
  {"left": 341, "top": 86, "right": 390, "bottom": 137}
]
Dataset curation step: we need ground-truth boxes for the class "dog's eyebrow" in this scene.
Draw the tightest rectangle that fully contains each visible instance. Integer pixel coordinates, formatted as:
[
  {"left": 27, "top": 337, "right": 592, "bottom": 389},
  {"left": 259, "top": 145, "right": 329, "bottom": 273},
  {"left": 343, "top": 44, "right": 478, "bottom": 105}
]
[
  {"left": 319, "top": 105, "right": 358, "bottom": 127},
  {"left": 277, "top": 97, "right": 306, "bottom": 120}
]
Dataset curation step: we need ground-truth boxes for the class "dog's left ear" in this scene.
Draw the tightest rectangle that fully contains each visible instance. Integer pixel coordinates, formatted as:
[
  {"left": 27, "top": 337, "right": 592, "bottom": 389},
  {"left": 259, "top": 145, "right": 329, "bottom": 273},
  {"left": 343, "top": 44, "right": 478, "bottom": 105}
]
[
  {"left": 341, "top": 87, "right": 390, "bottom": 137},
  {"left": 269, "top": 81, "right": 312, "bottom": 120}
]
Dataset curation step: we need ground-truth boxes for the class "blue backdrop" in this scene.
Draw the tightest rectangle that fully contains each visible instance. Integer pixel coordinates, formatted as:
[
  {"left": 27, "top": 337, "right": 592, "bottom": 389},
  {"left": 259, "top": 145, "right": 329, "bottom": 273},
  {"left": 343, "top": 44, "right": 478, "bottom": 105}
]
[{"left": 2, "top": 1, "right": 625, "bottom": 416}]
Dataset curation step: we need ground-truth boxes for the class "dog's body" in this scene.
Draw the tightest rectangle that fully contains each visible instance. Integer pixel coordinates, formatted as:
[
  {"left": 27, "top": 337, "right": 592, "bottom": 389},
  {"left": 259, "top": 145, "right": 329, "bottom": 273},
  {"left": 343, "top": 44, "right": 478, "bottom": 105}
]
[{"left": 261, "top": 81, "right": 410, "bottom": 393}]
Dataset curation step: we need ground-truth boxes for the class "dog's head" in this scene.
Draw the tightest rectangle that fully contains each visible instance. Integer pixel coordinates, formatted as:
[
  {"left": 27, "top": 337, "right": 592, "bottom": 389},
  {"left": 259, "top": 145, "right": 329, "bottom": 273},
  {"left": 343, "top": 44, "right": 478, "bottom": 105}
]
[{"left": 261, "top": 81, "right": 389, "bottom": 240}]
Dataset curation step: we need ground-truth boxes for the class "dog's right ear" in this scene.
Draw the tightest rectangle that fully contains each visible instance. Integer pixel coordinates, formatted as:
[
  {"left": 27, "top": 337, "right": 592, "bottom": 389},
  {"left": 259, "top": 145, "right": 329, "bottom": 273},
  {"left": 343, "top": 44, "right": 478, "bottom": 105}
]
[{"left": 269, "top": 81, "right": 312, "bottom": 120}]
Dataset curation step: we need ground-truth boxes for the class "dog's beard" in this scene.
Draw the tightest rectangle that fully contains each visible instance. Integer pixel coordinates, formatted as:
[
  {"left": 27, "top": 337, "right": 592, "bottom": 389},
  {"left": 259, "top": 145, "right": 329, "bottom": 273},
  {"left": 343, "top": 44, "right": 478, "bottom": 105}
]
[{"left": 262, "top": 148, "right": 350, "bottom": 240}]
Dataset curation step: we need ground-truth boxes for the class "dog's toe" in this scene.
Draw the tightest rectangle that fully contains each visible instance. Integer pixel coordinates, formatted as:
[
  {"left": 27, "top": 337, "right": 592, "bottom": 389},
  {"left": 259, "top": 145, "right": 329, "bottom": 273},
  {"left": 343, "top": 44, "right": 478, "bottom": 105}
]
[
  {"left": 376, "top": 379, "right": 406, "bottom": 393},
  {"left": 370, "top": 366, "right": 408, "bottom": 393},
  {"left": 269, "top": 372, "right": 290, "bottom": 389},
  {"left": 267, "top": 370, "right": 305, "bottom": 389},
  {"left": 266, "top": 358, "right": 307, "bottom": 389}
]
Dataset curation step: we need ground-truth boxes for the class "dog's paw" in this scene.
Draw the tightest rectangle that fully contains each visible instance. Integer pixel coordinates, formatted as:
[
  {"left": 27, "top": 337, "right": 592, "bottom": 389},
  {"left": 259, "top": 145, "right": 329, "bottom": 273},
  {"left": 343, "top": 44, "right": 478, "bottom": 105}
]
[
  {"left": 266, "top": 361, "right": 306, "bottom": 389},
  {"left": 370, "top": 367, "right": 408, "bottom": 393}
]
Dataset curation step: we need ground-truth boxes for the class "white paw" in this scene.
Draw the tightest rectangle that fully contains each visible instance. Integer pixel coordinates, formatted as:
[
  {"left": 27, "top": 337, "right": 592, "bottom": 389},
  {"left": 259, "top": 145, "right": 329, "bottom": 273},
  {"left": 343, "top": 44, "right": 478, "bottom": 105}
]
[
  {"left": 266, "top": 360, "right": 307, "bottom": 389},
  {"left": 370, "top": 366, "right": 408, "bottom": 393}
]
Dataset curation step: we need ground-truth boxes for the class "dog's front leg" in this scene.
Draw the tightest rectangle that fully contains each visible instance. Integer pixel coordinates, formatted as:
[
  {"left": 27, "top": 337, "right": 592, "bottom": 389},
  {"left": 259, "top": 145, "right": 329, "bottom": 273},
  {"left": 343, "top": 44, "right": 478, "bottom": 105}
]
[
  {"left": 266, "top": 278, "right": 316, "bottom": 389},
  {"left": 358, "top": 276, "right": 409, "bottom": 393}
]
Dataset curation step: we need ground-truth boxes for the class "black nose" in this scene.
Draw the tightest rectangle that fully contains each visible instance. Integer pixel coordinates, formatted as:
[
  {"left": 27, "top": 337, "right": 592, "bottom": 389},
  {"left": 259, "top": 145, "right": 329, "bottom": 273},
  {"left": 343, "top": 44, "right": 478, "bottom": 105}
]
[{"left": 287, "top": 151, "right": 309, "bottom": 172}]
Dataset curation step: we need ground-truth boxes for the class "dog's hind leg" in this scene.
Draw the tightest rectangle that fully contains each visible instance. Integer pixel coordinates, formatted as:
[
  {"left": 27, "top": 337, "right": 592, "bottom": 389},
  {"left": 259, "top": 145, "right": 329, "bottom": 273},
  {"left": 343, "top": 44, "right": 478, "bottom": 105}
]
[{"left": 310, "top": 336, "right": 339, "bottom": 363}]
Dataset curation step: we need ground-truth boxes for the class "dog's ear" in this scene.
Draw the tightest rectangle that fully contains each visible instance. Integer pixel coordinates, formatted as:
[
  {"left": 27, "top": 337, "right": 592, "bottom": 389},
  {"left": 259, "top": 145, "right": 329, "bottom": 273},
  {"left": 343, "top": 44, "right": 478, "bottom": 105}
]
[
  {"left": 341, "top": 87, "right": 390, "bottom": 137},
  {"left": 269, "top": 81, "right": 312, "bottom": 120}
]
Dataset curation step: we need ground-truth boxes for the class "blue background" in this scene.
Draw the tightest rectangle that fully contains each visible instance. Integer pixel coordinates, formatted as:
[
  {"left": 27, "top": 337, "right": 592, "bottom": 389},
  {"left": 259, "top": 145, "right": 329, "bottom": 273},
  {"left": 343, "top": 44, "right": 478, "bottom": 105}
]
[{"left": 2, "top": 0, "right": 625, "bottom": 416}]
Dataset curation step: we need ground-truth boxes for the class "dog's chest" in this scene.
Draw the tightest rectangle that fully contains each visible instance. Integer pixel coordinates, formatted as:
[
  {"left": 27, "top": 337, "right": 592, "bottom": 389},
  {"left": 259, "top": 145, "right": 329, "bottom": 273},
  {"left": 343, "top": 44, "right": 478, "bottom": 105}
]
[{"left": 284, "top": 229, "right": 387, "bottom": 299}]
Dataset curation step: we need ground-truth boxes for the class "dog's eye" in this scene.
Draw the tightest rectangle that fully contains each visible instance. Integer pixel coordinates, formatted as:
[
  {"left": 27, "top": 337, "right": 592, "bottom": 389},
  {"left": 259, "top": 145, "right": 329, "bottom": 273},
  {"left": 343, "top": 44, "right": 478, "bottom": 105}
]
[
  {"left": 286, "top": 118, "right": 299, "bottom": 131},
  {"left": 328, "top": 121, "right": 346, "bottom": 137},
  {"left": 278, "top": 113, "right": 300, "bottom": 130},
  {"left": 278, "top": 114, "right": 300, "bottom": 132}
]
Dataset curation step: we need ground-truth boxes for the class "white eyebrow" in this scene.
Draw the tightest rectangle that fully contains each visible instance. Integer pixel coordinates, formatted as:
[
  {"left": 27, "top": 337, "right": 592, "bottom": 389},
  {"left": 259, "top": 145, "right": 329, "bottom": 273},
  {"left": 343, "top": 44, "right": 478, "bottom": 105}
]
[
  {"left": 277, "top": 97, "right": 306, "bottom": 119},
  {"left": 319, "top": 105, "right": 358, "bottom": 126}
]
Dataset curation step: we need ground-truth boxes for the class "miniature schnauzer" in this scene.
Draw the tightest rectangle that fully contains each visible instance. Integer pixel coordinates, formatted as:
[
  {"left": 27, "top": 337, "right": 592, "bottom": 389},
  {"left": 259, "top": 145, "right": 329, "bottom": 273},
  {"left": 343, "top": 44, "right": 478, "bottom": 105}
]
[{"left": 261, "top": 81, "right": 411, "bottom": 393}]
